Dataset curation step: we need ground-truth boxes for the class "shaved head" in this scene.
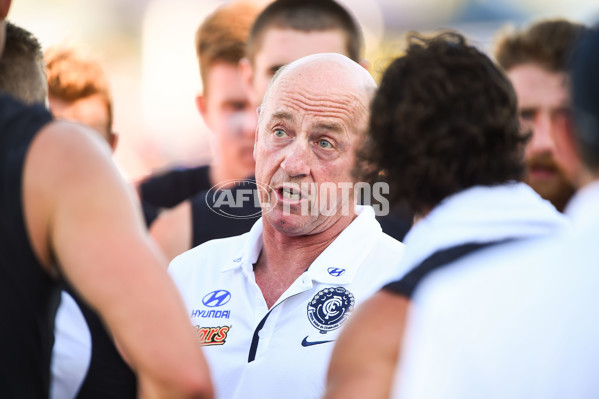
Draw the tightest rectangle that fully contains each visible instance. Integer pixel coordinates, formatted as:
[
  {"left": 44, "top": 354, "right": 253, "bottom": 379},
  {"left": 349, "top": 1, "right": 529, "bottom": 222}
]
[{"left": 260, "top": 53, "right": 375, "bottom": 134}]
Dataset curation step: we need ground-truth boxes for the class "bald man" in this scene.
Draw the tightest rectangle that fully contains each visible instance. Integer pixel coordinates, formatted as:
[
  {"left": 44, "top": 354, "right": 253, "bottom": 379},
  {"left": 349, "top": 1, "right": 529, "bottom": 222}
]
[{"left": 168, "top": 53, "right": 406, "bottom": 399}]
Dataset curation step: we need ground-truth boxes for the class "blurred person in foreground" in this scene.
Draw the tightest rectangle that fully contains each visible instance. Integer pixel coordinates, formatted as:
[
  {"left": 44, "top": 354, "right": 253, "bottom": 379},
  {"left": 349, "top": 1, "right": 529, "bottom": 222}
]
[
  {"left": 0, "top": 1, "right": 214, "bottom": 397},
  {"left": 168, "top": 53, "right": 406, "bottom": 399},
  {"left": 324, "top": 32, "right": 568, "bottom": 399},
  {"left": 385, "top": 27, "right": 599, "bottom": 399},
  {"left": 44, "top": 44, "right": 145, "bottom": 398},
  {"left": 151, "top": 0, "right": 412, "bottom": 261},
  {"left": 494, "top": 19, "right": 588, "bottom": 212}
]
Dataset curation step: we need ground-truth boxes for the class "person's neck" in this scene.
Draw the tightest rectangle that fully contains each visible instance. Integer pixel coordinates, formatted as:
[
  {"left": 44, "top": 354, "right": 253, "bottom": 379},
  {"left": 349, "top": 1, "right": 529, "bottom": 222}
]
[{"left": 255, "top": 214, "right": 355, "bottom": 308}]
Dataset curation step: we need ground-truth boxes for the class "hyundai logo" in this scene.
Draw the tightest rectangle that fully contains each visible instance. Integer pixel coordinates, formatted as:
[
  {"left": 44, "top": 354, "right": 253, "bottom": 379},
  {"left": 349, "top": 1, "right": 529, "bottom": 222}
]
[
  {"left": 202, "top": 290, "right": 232, "bottom": 307},
  {"left": 327, "top": 267, "right": 346, "bottom": 277}
]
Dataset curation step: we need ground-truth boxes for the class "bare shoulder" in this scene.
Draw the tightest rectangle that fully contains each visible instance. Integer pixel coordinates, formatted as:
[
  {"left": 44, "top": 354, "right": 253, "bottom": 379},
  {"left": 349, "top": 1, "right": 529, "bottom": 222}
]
[
  {"left": 22, "top": 120, "right": 119, "bottom": 271},
  {"left": 28, "top": 120, "right": 115, "bottom": 184}
]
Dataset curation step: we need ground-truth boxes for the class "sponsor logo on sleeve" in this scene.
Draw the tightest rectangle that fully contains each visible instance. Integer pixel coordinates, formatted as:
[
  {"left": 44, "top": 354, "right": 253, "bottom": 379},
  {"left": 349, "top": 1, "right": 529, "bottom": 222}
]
[{"left": 327, "top": 267, "right": 346, "bottom": 277}]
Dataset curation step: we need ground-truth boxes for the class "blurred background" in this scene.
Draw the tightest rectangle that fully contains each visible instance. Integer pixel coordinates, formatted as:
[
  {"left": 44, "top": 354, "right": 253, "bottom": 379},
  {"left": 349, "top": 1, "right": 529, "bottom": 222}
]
[{"left": 8, "top": 0, "right": 599, "bottom": 181}]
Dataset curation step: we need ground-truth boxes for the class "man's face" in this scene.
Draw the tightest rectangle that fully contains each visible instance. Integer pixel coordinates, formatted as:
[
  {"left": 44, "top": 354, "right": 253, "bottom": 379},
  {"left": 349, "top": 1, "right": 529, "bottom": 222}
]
[
  {"left": 199, "top": 62, "right": 255, "bottom": 180},
  {"left": 508, "top": 63, "right": 576, "bottom": 211},
  {"left": 254, "top": 61, "right": 368, "bottom": 237},
  {"left": 49, "top": 94, "right": 115, "bottom": 148},
  {"left": 244, "top": 28, "right": 349, "bottom": 108}
]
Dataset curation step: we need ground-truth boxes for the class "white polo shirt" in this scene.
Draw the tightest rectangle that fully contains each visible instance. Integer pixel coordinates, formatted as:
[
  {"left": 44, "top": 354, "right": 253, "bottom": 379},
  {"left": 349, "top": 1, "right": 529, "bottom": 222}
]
[
  {"left": 169, "top": 205, "right": 405, "bottom": 399},
  {"left": 392, "top": 183, "right": 599, "bottom": 399}
]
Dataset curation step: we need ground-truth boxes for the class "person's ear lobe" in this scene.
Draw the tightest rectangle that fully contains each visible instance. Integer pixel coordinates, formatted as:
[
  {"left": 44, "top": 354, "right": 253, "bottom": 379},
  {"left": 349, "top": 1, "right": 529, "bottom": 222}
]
[
  {"left": 195, "top": 94, "right": 207, "bottom": 117},
  {"left": 108, "top": 131, "right": 118, "bottom": 152}
]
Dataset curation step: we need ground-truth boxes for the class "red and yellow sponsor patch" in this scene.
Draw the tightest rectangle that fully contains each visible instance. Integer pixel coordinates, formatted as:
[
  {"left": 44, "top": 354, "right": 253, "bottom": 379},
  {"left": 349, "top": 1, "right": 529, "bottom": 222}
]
[{"left": 194, "top": 325, "right": 231, "bottom": 346}]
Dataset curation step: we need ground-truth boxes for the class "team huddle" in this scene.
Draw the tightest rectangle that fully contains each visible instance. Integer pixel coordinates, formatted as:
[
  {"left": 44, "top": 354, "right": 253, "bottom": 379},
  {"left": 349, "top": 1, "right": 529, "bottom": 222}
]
[{"left": 1, "top": 0, "right": 599, "bottom": 398}]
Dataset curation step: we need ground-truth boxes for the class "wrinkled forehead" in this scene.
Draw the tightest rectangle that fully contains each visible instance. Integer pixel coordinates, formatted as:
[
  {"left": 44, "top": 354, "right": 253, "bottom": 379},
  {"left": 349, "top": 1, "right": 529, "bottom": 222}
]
[{"left": 260, "top": 54, "right": 375, "bottom": 128}]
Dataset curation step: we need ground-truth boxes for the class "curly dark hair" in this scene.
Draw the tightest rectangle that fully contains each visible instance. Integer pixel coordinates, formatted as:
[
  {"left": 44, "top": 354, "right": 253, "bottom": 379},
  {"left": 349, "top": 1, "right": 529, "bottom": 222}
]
[{"left": 357, "top": 32, "right": 527, "bottom": 215}]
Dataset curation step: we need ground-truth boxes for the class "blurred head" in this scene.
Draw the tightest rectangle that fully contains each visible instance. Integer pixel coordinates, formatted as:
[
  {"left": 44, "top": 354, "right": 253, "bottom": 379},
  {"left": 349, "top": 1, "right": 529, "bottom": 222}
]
[
  {"left": 359, "top": 32, "right": 526, "bottom": 216},
  {"left": 494, "top": 19, "right": 588, "bottom": 211},
  {"left": 254, "top": 53, "right": 376, "bottom": 237},
  {"left": 240, "top": 0, "right": 365, "bottom": 108},
  {"left": 570, "top": 29, "right": 599, "bottom": 179},
  {"left": 45, "top": 45, "right": 116, "bottom": 150},
  {"left": 0, "top": 21, "right": 47, "bottom": 105},
  {"left": 194, "top": 1, "right": 263, "bottom": 182}
]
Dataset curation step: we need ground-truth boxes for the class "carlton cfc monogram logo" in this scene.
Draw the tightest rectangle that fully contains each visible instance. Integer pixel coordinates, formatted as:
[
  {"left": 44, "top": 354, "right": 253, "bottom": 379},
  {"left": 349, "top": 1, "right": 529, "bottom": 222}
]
[{"left": 307, "top": 287, "right": 355, "bottom": 334}]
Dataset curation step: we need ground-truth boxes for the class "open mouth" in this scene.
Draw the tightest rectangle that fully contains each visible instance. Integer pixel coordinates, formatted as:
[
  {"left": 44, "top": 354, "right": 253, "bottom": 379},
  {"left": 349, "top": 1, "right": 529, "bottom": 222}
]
[{"left": 279, "top": 186, "right": 301, "bottom": 201}]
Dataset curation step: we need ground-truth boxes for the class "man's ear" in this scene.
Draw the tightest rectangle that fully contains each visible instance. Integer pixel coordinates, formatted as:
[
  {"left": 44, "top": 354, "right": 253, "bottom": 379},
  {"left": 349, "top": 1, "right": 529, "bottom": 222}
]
[
  {"left": 239, "top": 57, "right": 257, "bottom": 106},
  {"left": 195, "top": 94, "right": 207, "bottom": 117}
]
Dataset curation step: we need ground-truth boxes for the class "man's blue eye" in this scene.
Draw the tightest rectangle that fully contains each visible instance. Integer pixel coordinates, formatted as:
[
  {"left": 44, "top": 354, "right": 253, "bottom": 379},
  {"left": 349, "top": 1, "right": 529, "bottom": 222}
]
[
  {"left": 318, "top": 139, "right": 332, "bottom": 148},
  {"left": 274, "top": 129, "right": 286, "bottom": 137}
]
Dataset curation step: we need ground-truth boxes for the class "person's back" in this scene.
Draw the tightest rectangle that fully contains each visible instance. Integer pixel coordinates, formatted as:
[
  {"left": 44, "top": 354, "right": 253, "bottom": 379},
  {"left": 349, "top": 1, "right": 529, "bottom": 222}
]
[
  {"left": 324, "top": 31, "right": 568, "bottom": 399},
  {"left": 0, "top": 2, "right": 213, "bottom": 397},
  {"left": 393, "top": 229, "right": 599, "bottom": 399},
  {"left": 0, "top": 94, "right": 57, "bottom": 397},
  {"left": 391, "top": 27, "right": 599, "bottom": 399},
  {"left": 0, "top": 21, "right": 57, "bottom": 396},
  {"left": 43, "top": 43, "right": 137, "bottom": 399}
]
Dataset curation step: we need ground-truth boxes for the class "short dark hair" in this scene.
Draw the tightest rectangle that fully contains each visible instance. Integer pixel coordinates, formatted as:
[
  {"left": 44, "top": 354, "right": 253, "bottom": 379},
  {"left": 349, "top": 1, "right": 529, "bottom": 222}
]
[
  {"left": 358, "top": 32, "right": 527, "bottom": 215},
  {"left": 0, "top": 21, "right": 46, "bottom": 104},
  {"left": 570, "top": 28, "right": 599, "bottom": 174},
  {"left": 246, "top": 0, "right": 363, "bottom": 63},
  {"left": 494, "top": 19, "right": 587, "bottom": 73}
]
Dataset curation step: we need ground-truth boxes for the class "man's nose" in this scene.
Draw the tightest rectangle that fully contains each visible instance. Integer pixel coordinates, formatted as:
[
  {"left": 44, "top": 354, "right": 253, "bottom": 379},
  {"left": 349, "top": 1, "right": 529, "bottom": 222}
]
[
  {"left": 280, "top": 139, "right": 311, "bottom": 177},
  {"left": 527, "top": 113, "right": 556, "bottom": 156}
]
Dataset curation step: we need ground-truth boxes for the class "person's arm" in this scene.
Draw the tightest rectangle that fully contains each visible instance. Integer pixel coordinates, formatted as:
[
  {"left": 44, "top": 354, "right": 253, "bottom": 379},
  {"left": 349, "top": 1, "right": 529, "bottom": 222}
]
[
  {"left": 23, "top": 121, "right": 213, "bottom": 398},
  {"left": 150, "top": 201, "right": 193, "bottom": 262},
  {"left": 324, "top": 290, "right": 409, "bottom": 399}
]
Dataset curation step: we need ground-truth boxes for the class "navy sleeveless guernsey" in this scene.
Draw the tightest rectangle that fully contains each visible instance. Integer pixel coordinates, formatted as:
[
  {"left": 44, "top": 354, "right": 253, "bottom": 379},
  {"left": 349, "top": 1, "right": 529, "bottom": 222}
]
[{"left": 0, "top": 95, "right": 60, "bottom": 398}]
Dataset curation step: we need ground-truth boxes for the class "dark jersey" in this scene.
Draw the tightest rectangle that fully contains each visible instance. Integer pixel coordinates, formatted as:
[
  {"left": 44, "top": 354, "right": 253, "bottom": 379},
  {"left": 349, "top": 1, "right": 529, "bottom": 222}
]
[
  {"left": 383, "top": 240, "right": 511, "bottom": 299},
  {"left": 0, "top": 94, "right": 60, "bottom": 398},
  {"left": 191, "top": 178, "right": 260, "bottom": 247},
  {"left": 139, "top": 165, "right": 211, "bottom": 209}
]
